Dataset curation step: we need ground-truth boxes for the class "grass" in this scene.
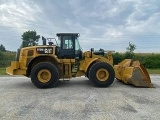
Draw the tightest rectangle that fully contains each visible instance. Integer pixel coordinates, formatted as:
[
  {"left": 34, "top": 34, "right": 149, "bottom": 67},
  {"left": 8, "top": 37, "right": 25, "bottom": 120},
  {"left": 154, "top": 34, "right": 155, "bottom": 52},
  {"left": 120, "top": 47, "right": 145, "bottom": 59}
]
[
  {"left": 0, "top": 68, "right": 7, "bottom": 75},
  {"left": 0, "top": 68, "right": 160, "bottom": 76},
  {"left": 147, "top": 69, "right": 160, "bottom": 74}
]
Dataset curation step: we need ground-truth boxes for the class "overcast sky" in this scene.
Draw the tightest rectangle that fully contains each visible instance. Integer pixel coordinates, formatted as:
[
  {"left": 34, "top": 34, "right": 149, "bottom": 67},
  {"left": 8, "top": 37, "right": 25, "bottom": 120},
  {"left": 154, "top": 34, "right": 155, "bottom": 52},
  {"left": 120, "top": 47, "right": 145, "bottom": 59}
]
[{"left": 0, "top": 0, "right": 160, "bottom": 53}]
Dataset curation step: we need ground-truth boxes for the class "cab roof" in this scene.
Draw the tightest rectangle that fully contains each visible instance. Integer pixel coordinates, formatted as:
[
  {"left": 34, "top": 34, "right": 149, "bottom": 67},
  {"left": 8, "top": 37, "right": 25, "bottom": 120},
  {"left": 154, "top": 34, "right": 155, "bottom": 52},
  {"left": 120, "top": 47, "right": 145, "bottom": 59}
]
[{"left": 56, "top": 33, "right": 79, "bottom": 37}]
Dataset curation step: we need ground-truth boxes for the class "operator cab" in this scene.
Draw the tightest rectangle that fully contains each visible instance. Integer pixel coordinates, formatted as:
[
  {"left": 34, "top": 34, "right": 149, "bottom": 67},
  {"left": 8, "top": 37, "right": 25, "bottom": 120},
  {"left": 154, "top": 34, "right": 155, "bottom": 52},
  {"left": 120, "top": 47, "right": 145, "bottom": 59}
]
[{"left": 56, "top": 33, "right": 83, "bottom": 60}]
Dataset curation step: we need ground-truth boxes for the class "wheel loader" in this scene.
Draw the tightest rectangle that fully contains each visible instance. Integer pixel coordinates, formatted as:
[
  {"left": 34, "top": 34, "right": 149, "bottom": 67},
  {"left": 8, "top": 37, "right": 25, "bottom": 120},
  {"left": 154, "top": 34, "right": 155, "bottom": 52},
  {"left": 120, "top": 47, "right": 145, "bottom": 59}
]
[{"left": 6, "top": 33, "right": 154, "bottom": 88}]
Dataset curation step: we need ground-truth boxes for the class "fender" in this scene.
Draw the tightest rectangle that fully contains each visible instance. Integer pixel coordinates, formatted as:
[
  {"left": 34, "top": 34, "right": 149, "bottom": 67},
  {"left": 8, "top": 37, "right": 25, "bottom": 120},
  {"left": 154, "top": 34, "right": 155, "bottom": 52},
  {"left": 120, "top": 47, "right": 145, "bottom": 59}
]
[
  {"left": 79, "top": 58, "right": 98, "bottom": 72},
  {"left": 26, "top": 55, "right": 60, "bottom": 77}
]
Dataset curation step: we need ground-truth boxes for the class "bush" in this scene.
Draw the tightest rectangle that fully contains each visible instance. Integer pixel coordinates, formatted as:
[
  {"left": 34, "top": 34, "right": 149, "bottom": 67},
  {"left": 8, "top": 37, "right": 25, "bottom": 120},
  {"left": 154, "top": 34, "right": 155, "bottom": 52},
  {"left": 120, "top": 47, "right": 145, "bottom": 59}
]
[
  {"left": 113, "top": 52, "right": 160, "bottom": 69},
  {"left": 124, "top": 52, "right": 135, "bottom": 59},
  {"left": 113, "top": 52, "right": 124, "bottom": 65},
  {"left": 0, "top": 51, "right": 16, "bottom": 68},
  {"left": 141, "top": 54, "right": 160, "bottom": 69}
]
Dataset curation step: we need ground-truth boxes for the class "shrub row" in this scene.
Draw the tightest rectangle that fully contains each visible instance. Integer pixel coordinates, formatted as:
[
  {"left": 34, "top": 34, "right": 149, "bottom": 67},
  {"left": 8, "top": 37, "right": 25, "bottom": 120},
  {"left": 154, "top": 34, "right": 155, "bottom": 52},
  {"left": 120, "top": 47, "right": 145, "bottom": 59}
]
[
  {"left": 0, "top": 51, "right": 16, "bottom": 68},
  {"left": 113, "top": 52, "right": 160, "bottom": 69}
]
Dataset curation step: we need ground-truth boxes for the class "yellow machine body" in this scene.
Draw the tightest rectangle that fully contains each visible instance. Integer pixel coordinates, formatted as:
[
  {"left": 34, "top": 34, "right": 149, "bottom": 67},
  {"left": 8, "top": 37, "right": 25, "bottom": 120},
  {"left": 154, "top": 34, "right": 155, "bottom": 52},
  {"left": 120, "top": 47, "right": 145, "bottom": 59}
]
[
  {"left": 6, "top": 33, "right": 154, "bottom": 88},
  {"left": 6, "top": 46, "right": 113, "bottom": 78}
]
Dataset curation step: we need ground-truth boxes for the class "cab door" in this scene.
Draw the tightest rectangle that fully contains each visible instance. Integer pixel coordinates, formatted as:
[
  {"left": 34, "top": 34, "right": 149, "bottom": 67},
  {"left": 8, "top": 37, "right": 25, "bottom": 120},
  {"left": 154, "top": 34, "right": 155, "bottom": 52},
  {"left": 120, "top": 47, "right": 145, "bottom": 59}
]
[{"left": 59, "top": 35, "right": 75, "bottom": 59}]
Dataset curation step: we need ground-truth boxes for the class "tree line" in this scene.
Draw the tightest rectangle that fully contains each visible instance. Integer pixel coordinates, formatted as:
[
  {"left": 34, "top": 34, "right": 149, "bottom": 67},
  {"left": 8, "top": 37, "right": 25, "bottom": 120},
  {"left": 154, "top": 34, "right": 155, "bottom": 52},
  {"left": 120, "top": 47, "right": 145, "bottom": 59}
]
[{"left": 0, "top": 44, "right": 6, "bottom": 51}]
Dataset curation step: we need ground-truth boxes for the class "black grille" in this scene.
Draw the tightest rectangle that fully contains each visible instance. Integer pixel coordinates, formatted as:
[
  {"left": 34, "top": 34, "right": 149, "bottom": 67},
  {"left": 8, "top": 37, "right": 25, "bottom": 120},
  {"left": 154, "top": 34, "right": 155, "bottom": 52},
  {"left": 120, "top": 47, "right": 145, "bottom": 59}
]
[{"left": 27, "top": 50, "right": 34, "bottom": 56}]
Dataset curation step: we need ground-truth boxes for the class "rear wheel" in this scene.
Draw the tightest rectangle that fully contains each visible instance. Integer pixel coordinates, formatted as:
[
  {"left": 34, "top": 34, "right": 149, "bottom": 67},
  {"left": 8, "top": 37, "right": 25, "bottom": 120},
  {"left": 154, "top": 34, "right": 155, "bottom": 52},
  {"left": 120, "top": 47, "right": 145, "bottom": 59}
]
[
  {"left": 89, "top": 62, "right": 115, "bottom": 87},
  {"left": 31, "top": 62, "right": 59, "bottom": 88}
]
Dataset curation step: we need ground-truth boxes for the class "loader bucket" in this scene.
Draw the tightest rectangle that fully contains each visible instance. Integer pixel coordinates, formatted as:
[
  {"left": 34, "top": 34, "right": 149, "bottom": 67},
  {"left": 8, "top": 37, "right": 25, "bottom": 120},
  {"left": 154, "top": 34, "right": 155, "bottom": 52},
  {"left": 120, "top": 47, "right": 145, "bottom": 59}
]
[{"left": 114, "top": 59, "right": 154, "bottom": 88}]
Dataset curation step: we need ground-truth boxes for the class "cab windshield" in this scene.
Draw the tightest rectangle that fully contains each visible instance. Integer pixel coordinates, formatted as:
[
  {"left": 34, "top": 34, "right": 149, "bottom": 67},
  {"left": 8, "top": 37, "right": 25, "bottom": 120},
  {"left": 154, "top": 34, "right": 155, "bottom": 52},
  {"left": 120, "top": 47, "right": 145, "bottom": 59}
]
[
  {"left": 57, "top": 36, "right": 61, "bottom": 47},
  {"left": 75, "top": 37, "right": 81, "bottom": 51}
]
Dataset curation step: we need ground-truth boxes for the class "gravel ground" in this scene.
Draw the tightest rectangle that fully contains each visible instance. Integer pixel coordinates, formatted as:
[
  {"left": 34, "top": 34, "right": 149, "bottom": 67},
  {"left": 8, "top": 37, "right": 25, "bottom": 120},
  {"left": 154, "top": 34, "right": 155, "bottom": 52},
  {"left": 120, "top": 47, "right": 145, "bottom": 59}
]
[{"left": 0, "top": 75, "right": 160, "bottom": 120}]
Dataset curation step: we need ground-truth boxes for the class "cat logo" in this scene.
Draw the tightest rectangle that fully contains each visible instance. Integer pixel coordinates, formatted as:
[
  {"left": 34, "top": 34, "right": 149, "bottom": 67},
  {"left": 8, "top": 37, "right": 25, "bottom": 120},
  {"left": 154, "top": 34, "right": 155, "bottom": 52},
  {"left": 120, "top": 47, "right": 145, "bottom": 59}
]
[
  {"left": 36, "top": 47, "right": 53, "bottom": 54},
  {"left": 45, "top": 48, "right": 52, "bottom": 53}
]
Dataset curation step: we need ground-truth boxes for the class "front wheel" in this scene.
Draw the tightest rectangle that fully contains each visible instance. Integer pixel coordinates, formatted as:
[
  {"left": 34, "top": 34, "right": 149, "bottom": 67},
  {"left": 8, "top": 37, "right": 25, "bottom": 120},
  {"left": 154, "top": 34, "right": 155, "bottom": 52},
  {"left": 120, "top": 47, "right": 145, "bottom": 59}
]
[
  {"left": 31, "top": 62, "right": 59, "bottom": 88},
  {"left": 89, "top": 62, "right": 115, "bottom": 87}
]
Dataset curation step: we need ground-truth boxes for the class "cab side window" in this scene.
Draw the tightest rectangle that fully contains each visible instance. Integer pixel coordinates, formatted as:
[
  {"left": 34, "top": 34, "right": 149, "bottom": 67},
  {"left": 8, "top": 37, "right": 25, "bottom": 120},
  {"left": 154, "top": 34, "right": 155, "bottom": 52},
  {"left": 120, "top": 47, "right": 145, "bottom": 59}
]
[{"left": 62, "top": 36, "right": 73, "bottom": 49}]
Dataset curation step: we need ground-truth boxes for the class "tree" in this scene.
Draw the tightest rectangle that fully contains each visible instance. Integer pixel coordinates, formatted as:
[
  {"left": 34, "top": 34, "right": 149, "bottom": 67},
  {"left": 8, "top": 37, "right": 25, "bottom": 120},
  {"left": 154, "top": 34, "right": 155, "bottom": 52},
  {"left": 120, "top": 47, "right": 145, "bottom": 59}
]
[
  {"left": 21, "top": 30, "right": 40, "bottom": 48},
  {"left": 126, "top": 42, "right": 136, "bottom": 53},
  {"left": 125, "top": 42, "right": 136, "bottom": 59},
  {"left": 0, "top": 44, "right": 6, "bottom": 51}
]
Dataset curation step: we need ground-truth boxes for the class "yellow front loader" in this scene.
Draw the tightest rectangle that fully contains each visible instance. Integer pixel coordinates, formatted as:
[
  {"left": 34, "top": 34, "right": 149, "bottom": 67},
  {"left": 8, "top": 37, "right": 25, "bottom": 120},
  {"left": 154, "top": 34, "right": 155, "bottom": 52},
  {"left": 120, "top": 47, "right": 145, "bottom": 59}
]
[{"left": 6, "top": 33, "right": 154, "bottom": 88}]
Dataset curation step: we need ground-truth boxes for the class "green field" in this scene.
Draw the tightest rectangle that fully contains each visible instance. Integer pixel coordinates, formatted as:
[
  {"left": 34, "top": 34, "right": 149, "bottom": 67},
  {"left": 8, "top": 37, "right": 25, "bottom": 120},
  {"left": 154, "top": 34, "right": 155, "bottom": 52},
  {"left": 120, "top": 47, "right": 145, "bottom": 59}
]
[
  {"left": 0, "top": 68, "right": 160, "bottom": 76},
  {"left": 0, "top": 68, "right": 7, "bottom": 75},
  {"left": 147, "top": 69, "right": 160, "bottom": 74}
]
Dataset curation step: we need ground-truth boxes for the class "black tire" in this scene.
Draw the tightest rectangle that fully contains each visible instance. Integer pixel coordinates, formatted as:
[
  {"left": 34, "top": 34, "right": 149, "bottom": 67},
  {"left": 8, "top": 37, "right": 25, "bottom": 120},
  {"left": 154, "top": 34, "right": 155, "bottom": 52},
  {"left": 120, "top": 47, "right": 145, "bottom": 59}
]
[
  {"left": 86, "top": 62, "right": 96, "bottom": 78},
  {"left": 89, "top": 62, "right": 115, "bottom": 87},
  {"left": 31, "top": 62, "right": 59, "bottom": 88}
]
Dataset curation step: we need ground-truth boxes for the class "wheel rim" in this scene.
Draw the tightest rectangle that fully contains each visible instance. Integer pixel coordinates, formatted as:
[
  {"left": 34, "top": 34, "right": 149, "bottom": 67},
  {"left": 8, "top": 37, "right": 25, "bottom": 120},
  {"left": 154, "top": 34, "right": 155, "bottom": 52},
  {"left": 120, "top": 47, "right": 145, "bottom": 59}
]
[
  {"left": 96, "top": 68, "right": 109, "bottom": 82},
  {"left": 37, "top": 69, "right": 51, "bottom": 83}
]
